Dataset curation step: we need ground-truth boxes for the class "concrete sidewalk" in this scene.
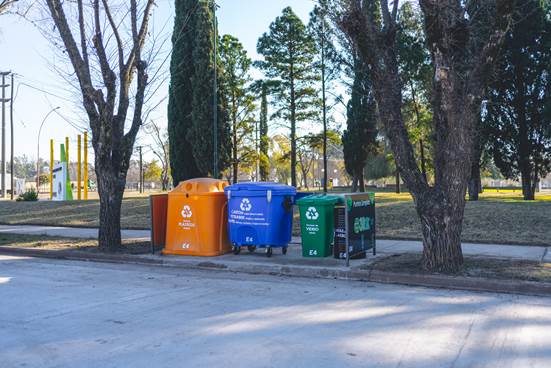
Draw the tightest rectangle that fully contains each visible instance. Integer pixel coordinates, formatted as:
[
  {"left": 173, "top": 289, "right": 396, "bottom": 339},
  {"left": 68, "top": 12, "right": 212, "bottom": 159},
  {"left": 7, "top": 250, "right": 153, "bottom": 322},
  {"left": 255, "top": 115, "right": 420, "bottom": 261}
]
[
  {"left": 0, "top": 224, "right": 549, "bottom": 262},
  {"left": 0, "top": 224, "right": 150, "bottom": 241}
]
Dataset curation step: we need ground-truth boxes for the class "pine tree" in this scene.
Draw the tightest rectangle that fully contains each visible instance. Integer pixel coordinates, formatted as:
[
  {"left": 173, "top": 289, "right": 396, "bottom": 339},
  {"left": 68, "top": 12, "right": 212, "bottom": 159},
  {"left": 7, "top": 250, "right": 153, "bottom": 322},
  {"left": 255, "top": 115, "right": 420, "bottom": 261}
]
[
  {"left": 257, "top": 7, "right": 319, "bottom": 187},
  {"left": 308, "top": 0, "right": 340, "bottom": 192},
  {"left": 219, "top": 34, "right": 256, "bottom": 183}
]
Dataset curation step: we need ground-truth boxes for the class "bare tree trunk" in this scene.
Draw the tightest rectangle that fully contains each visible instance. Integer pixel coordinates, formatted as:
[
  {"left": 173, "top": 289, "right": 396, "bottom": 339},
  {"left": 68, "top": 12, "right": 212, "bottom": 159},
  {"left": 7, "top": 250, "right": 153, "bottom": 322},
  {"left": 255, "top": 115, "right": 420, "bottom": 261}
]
[
  {"left": 468, "top": 165, "right": 482, "bottom": 201},
  {"left": 417, "top": 195, "right": 465, "bottom": 271},
  {"left": 351, "top": 174, "right": 358, "bottom": 192},
  {"left": 338, "top": 0, "right": 512, "bottom": 272},
  {"left": 468, "top": 142, "right": 483, "bottom": 201},
  {"left": 97, "top": 173, "right": 124, "bottom": 252},
  {"left": 359, "top": 172, "right": 365, "bottom": 192},
  {"left": 395, "top": 168, "right": 401, "bottom": 194},
  {"left": 521, "top": 170, "right": 535, "bottom": 200}
]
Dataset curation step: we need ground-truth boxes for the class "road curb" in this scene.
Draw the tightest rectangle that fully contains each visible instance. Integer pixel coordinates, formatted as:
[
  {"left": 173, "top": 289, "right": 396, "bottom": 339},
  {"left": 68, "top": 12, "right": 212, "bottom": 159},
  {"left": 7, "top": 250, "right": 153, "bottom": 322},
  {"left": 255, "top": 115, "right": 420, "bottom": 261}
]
[{"left": 1, "top": 246, "right": 550, "bottom": 298}]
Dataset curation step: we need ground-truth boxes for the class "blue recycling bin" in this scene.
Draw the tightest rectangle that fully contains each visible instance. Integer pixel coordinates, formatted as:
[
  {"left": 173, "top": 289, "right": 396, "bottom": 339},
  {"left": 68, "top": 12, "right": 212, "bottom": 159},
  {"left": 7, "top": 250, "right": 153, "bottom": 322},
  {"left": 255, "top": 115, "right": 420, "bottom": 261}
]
[{"left": 224, "top": 182, "right": 296, "bottom": 257}]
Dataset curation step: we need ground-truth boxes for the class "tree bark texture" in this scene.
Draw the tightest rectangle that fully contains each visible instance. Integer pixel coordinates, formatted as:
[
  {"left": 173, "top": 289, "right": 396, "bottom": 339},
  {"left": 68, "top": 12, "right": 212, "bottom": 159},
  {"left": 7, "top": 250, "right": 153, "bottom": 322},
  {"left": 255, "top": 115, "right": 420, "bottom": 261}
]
[
  {"left": 339, "top": 0, "right": 513, "bottom": 272},
  {"left": 46, "top": 0, "right": 155, "bottom": 251}
]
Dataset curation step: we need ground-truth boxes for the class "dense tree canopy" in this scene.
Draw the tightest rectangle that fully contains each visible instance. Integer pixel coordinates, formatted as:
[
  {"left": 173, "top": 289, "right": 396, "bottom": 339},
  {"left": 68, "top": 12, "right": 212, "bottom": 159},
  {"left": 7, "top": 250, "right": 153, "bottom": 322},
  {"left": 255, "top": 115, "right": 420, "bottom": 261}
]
[{"left": 483, "top": 0, "right": 551, "bottom": 200}]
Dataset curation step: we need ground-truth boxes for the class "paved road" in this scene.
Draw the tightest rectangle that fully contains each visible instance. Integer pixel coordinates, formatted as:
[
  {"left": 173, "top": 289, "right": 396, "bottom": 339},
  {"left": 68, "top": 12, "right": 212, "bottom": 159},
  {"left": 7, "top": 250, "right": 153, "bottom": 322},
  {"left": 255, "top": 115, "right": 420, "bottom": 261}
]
[
  {"left": 1, "top": 255, "right": 550, "bottom": 368},
  {"left": 1, "top": 224, "right": 548, "bottom": 261}
]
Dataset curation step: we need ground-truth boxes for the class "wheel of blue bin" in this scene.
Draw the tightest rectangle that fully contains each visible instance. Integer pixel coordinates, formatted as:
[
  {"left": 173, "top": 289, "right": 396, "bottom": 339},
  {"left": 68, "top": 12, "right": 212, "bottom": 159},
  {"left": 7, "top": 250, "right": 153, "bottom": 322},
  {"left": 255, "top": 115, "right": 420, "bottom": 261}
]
[
  {"left": 282, "top": 247, "right": 287, "bottom": 255},
  {"left": 266, "top": 247, "right": 272, "bottom": 257},
  {"left": 247, "top": 246, "right": 256, "bottom": 253},
  {"left": 233, "top": 245, "right": 241, "bottom": 255}
]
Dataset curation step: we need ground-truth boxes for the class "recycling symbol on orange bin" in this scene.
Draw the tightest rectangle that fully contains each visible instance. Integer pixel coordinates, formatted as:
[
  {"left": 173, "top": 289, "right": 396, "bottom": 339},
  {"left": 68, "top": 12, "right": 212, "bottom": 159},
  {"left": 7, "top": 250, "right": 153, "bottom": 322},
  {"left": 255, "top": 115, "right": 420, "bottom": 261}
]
[
  {"left": 240, "top": 198, "right": 252, "bottom": 212},
  {"left": 305, "top": 207, "right": 319, "bottom": 220},
  {"left": 181, "top": 205, "right": 193, "bottom": 218}
]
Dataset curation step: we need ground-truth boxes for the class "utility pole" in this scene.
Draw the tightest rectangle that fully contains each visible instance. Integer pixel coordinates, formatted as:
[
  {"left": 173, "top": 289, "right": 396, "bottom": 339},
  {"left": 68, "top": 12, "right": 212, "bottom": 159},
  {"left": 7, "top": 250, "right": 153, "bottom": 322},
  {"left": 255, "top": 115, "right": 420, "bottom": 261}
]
[
  {"left": 255, "top": 119, "right": 259, "bottom": 181},
  {"left": 77, "top": 134, "right": 81, "bottom": 200},
  {"left": 320, "top": 18, "right": 328, "bottom": 193},
  {"left": 10, "top": 73, "right": 14, "bottom": 200},
  {"left": 1, "top": 71, "right": 9, "bottom": 198},
  {"left": 83, "top": 132, "right": 88, "bottom": 200},
  {"left": 138, "top": 146, "right": 143, "bottom": 193},
  {"left": 212, "top": 0, "right": 219, "bottom": 179}
]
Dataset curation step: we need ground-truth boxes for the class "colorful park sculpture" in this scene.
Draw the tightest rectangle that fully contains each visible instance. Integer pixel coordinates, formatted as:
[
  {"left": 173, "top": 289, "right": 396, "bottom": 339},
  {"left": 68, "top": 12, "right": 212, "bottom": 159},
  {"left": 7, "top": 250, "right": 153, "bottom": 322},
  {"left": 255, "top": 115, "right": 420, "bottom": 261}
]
[
  {"left": 50, "top": 133, "right": 88, "bottom": 201},
  {"left": 51, "top": 143, "right": 73, "bottom": 201}
]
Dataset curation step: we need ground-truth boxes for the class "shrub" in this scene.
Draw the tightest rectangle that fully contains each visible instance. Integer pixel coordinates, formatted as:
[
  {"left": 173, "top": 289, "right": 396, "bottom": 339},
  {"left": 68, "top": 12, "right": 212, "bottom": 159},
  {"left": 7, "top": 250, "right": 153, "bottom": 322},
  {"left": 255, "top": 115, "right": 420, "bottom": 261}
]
[{"left": 16, "top": 189, "right": 39, "bottom": 202}]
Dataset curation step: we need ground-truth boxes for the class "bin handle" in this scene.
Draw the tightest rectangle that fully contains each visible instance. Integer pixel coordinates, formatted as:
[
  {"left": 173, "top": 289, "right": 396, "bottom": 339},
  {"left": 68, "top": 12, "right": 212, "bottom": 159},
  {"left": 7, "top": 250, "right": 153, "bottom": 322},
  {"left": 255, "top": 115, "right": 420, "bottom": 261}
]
[
  {"left": 282, "top": 196, "right": 293, "bottom": 212},
  {"left": 219, "top": 201, "right": 228, "bottom": 253},
  {"left": 267, "top": 190, "right": 272, "bottom": 203}
]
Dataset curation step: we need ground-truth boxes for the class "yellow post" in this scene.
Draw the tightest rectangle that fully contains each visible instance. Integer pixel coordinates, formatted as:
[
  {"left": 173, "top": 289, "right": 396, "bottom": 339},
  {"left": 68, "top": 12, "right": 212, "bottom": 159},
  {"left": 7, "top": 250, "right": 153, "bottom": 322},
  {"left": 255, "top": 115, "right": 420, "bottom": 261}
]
[
  {"left": 83, "top": 132, "right": 88, "bottom": 200},
  {"left": 77, "top": 134, "right": 82, "bottom": 200},
  {"left": 65, "top": 137, "right": 69, "bottom": 165},
  {"left": 49, "top": 139, "right": 54, "bottom": 200}
]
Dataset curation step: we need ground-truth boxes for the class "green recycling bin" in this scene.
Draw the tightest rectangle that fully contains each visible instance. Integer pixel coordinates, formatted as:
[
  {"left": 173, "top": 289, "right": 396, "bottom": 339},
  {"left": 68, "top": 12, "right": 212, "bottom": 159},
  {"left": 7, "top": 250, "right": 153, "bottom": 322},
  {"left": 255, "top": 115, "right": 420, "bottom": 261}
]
[{"left": 297, "top": 194, "right": 341, "bottom": 257}]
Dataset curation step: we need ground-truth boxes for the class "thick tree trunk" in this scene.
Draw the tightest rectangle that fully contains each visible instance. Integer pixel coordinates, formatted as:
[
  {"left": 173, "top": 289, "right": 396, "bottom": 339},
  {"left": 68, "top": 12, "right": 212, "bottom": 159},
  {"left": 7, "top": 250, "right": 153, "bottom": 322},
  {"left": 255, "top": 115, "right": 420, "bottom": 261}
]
[
  {"left": 97, "top": 172, "right": 124, "bottom": 252},
  {"left": 417, "top": 199, "right": 465, "bottom": 272},
  {"left": 338, "top": 0, "right": 512, "bottom": 273},
  {"left": 521, "top": 170, "right": 535, "bottom": 200}
]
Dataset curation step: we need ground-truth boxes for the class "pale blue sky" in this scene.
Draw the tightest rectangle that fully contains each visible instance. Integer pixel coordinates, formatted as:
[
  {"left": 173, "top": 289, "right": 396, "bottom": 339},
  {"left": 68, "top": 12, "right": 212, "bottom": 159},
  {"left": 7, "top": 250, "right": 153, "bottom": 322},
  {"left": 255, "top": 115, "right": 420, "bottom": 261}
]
[{"left": 0, "top": 0, "right": 316, "bottom": 162}]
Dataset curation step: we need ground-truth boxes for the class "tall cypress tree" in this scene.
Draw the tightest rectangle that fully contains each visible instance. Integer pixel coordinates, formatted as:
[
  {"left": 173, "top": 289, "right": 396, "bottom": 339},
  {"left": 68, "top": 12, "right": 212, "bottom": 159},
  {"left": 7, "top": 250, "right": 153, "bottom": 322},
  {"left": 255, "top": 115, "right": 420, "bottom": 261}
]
[
  {"left": 342, "top": 57, "right": 378, "bottom": 192},
  {"left": 168, "top": 0, "right": 200, "bottom": 185},
  {"left": 168, "top": 0, "right": 230, "bottom": 184},
  {"left": 257, "top": 7, "right": 319, "bottom": 187}
]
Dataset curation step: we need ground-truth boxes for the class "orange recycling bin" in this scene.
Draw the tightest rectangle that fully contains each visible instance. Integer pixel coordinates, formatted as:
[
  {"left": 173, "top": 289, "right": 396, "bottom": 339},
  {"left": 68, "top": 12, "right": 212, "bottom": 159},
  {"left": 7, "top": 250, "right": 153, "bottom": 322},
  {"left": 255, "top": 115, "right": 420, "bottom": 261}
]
[
  {"left": 150, "top": 193, "right": 168, "bottom": 253},
  {"left": 163, "top": 178, "right": 231, "bottom": 256}
]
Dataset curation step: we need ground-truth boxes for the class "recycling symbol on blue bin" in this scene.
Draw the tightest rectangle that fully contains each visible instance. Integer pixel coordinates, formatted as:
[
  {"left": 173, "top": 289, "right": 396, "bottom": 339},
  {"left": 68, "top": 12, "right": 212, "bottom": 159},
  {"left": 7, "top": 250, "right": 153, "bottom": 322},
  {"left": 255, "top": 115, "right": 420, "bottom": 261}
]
[
  {"left": 240, "top": 198, "right": 252, "bottom": 212},
  {"left": 305, "top": 207, "right": 319, "bottom": 220}
]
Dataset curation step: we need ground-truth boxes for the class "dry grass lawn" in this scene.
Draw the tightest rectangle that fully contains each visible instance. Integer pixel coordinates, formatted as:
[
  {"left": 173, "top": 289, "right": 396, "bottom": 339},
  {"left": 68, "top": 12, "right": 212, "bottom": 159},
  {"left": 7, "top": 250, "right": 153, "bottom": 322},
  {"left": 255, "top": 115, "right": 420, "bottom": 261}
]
[
  {"left": 369, "top": 253, "right": 551, "bottom": 282},
  {"left": 1, "top": 189, "right": 550, "bottom": 246},
  {"left": 0, "top": 233, "right": 150, "bottom": 253}
]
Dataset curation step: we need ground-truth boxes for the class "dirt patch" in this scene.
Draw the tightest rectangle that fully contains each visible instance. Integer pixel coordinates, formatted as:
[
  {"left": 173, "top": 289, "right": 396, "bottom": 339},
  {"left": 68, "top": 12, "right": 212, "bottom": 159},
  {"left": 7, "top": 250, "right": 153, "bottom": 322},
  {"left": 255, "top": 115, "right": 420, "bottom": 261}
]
[{"left": 367, "top": 253, "right": 551, "bottom": 283}]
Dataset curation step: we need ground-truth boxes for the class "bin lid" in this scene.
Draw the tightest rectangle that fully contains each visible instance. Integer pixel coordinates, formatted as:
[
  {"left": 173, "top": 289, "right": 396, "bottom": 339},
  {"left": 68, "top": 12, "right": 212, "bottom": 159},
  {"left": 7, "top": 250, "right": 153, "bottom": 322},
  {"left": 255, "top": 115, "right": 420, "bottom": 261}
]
[
  {"left": 296, "top": 194, "right": 341, "bottom": 205},
  {"left": 224, "top": 182, "right": 296, "bottom": 196},
  {"left": 171, "top": 178, "right": 229, "bottom": 195}
]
